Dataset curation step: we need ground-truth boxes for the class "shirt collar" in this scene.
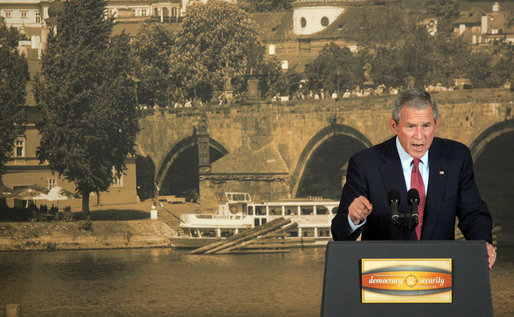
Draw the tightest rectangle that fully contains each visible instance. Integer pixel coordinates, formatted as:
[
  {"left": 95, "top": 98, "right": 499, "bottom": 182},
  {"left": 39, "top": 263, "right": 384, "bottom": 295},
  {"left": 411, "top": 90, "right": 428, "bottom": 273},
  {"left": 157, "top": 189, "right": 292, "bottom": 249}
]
[{"left": 395, "top": 136, "right": 429, "bottom": 171}]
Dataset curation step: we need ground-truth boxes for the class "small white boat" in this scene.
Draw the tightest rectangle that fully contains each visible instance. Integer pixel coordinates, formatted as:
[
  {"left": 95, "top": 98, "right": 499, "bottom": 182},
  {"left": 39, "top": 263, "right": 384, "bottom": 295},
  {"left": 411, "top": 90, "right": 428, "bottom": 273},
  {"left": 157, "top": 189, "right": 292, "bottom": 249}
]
[{"left": 170, "top": 192, "right": 339, "bottom": 249}]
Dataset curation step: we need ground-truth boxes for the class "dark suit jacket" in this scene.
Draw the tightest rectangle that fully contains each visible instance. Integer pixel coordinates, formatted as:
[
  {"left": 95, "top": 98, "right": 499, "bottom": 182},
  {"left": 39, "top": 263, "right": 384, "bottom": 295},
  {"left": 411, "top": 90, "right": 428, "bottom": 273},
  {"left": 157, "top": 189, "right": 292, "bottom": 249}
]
[{"left": 331, "top": 136, "right": 493, "bottom": 243}]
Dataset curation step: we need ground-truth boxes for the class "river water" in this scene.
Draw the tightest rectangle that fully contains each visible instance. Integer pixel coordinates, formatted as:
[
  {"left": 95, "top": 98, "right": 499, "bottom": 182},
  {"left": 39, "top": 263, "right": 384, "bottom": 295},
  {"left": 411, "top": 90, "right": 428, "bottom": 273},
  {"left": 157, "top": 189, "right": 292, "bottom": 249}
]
[{"left": 0, "top": 247, "right": 512, "bottom": 317}]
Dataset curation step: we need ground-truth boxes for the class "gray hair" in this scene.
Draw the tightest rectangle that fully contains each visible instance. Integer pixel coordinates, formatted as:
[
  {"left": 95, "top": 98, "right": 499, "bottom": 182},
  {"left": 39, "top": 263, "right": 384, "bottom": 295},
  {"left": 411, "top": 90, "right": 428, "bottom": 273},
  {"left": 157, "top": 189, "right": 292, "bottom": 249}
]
[{"left": 392, "top": 89, "right": 439, "bottom": 124}]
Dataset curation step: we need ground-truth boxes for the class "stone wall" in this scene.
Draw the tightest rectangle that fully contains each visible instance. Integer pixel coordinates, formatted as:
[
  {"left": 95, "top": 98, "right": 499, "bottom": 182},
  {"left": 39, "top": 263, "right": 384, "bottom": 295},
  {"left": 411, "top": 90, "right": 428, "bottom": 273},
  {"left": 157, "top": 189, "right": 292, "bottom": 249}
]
[{"left": 137, "top": 88, "right": 513, "bottom": 203}]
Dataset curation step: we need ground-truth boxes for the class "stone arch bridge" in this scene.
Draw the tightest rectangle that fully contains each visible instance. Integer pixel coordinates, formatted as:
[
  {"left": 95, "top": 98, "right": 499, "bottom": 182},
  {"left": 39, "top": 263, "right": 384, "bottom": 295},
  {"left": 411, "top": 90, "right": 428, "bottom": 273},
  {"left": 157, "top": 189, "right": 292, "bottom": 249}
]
[{"left": 136, "top": 89, "right": 513, "bottom": 206}]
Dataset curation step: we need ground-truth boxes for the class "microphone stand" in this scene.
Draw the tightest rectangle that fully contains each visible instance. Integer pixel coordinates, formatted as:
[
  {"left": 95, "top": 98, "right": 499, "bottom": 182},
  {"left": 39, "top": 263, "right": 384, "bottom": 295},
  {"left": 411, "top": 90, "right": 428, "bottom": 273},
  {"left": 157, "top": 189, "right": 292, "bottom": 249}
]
[
  {"left": 392, "top": 209, "right": 418, "bottom": 240},
  {"left": 392, "top": 213, "right": 414, "bottom": 240},
  {"left": 408, "top": 197, "right": 419, "bottom": 240},
  {"left": 390, "top": 189, "right": 419, "bottom": 240}
]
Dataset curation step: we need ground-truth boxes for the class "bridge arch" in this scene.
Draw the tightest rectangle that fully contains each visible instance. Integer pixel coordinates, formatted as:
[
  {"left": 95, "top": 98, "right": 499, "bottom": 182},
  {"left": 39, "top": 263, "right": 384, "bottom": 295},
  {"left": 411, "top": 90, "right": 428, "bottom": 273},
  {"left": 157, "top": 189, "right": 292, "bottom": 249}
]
[
  {"left": 290, "top": 124, "right": 372, "bottom": 199},
  {"left": 470, "top": 119, "right": 514, "bottom": 248},
  {"left": 469, "top": 119, "right": 514, "bottom": 160},
  {"left": 155, "top": 136, "right": 228, "bottom": 194}
]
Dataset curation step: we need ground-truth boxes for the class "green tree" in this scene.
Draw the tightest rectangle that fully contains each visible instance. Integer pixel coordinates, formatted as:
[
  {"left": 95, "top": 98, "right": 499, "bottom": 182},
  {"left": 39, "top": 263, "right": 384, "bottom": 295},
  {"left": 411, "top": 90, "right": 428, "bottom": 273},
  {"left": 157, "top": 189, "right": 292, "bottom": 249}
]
[
  {"left": 170, "top": 0, "right": 261, "bottom": 103},
  {"left": 305, "top": 43, "right": 362, "bottom": 93},
  {"left": 131, "top": 23, "right": 175, "bottom": 107},
  {"left": 0, "top": 24, "right": 29, "bottom": 180},
  {"left": 34, "top": 0, "right": 139, "bottom": 213}
]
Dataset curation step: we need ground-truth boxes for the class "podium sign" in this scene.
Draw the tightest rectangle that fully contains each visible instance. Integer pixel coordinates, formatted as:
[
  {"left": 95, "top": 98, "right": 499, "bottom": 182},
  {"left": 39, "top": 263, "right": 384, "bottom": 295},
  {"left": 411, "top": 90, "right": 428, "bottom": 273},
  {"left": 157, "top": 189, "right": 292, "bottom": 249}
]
[
  {"left": 361, "top": 258, "right": 452, "bottom": 303},
  {"left": 321, "top": 241, "right": 493, "bottom": 317}
]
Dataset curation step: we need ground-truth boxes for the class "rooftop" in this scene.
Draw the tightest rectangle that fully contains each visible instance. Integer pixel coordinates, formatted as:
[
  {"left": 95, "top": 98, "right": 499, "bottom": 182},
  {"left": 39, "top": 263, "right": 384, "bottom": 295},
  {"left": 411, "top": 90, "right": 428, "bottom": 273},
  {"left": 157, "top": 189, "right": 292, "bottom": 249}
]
[{"left": 210, "top": 142, "right": 289, "bottom": 174}]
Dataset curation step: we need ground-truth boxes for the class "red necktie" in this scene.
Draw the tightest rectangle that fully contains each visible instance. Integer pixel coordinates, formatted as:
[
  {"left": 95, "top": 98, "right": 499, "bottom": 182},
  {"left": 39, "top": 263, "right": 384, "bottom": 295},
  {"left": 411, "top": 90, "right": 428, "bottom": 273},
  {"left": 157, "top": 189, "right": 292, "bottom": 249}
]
[{"left": 411, "top": 158, "right": 425, "bottom": 240}]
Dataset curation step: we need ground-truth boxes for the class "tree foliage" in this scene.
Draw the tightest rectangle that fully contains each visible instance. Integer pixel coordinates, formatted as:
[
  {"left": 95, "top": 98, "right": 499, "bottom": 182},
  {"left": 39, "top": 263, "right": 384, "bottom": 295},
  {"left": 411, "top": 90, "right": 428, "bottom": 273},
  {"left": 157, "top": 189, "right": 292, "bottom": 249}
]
[
  {"left": 363, "top": 47, "right": 403, "bottom": 89},
  {"left": 0, "top": 24, "right": 29, "bottom": 173},
  {"left": 315, "top": 1, "right": 511, "bottom": 90},
  {"left": 423, "top": 0, "right": 460, "bottom": 35},
  {"left": 305, "top": 43, "right": 362, "bottom": 92},
  {"left": 170, "top": 0, "right": 261, "bottom": 103},
  {"left": 398, "top": 24, "right": 435, "bottom": 89},
  {"left": 425, "top": 36, "right": 470, "bottom": 87},
  {"left": 131, "top": 23, "right": 175, "bottom": 107},
  {"left": 467, "top": 43, "right": 513, "bottom": 88},
  {"left": 340, "top": 4, "right": 410, "bottom": 47},
  {"left": 238, "top": 0, "right": 292, "bottom": 13},
  {"left": 34, "top": 0, "right": 139, "bottom": 212},
  {"left": 255, "top": 56, "right": 301, "bottom": 98}
]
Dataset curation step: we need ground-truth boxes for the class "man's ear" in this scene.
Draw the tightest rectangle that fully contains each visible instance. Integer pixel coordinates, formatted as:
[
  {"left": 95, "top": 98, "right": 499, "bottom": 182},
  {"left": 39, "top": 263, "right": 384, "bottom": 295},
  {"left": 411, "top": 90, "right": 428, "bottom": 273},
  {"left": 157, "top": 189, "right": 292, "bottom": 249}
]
[{"left": 390, "top": 118, "right": 398, "bottom": 135}]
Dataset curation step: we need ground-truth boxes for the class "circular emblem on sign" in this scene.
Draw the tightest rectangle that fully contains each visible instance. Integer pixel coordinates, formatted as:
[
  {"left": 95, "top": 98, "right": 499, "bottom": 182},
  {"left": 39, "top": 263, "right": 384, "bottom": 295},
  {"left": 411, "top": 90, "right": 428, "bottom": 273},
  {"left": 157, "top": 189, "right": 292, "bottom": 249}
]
[{"left": 405, "top": 274, "right": 418, "bottom": 288}]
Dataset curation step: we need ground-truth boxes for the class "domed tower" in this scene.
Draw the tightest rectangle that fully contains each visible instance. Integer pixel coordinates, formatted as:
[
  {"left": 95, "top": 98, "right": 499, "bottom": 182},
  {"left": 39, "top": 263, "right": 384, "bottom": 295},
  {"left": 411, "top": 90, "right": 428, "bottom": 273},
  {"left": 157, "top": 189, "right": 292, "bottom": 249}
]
[{"left": 292, "top": 0, "right": 366, "bottom": 36}]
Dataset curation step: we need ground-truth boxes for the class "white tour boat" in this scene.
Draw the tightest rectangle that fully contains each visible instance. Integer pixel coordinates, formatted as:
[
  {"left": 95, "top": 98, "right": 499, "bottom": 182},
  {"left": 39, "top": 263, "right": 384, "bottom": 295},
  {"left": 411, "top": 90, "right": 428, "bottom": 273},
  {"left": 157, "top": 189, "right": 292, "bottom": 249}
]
[{"left": 170, "top": 192, "right": 339, "bottom": 249}]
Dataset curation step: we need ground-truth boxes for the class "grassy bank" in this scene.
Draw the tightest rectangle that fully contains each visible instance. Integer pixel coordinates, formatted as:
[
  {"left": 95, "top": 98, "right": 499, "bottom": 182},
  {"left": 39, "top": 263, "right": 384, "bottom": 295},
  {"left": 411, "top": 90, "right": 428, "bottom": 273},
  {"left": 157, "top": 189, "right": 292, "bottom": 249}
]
[{"left": 0, "top": 220, "right": 175, "bottom": 251}]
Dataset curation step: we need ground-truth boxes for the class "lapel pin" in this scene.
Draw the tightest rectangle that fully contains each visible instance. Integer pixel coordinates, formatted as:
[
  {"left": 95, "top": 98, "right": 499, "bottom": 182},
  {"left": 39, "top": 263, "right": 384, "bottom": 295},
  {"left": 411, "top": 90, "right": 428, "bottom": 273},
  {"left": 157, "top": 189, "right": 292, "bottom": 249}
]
[{"left": 439, "top": 170, "right": 445, "bottom": 175}]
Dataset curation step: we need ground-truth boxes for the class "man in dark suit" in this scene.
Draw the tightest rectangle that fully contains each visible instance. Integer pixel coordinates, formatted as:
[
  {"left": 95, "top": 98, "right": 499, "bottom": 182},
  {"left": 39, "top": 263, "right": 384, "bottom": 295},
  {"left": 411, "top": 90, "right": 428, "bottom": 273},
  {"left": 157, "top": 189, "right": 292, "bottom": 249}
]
[{"left": 331, "top": 89, "right": 496, "bottom": 269}]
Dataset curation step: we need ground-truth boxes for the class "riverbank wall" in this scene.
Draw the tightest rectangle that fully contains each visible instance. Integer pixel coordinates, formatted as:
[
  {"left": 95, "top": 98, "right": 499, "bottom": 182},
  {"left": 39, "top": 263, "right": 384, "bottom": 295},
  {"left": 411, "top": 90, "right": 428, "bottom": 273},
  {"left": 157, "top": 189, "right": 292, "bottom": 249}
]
[{"left": 0, "top": 220, "right": 176, "bottom": 251}]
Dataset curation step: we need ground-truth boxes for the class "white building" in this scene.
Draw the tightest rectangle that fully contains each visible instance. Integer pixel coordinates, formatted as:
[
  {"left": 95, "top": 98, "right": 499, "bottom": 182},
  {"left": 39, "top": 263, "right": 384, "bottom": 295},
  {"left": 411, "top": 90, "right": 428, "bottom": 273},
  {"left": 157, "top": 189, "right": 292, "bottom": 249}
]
[
  {"left": 0, "top": 0, "right": 53, "bottom": 57},
  {"left": 105, "top": 0, "right": 181, "bottom": 23},
  {"left": 291, "top": 0, "right": 348, "bottom": 36}
]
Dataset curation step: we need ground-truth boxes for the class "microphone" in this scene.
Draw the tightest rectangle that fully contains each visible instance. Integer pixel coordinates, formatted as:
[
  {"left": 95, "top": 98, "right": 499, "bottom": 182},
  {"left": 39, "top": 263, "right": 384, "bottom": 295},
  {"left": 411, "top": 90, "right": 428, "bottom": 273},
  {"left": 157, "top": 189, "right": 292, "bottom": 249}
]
[
  {"left": 407, "top": 188, "right": 419, "bottom": 226},
  {"left": 388, "top": 190, "right": 400, "bottom": 225}
]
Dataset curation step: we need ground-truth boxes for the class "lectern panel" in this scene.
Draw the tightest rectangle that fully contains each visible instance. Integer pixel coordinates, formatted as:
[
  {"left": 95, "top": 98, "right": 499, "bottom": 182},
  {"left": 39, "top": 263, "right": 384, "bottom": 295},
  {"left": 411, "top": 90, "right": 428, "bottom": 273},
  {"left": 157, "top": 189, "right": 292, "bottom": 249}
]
[{"left": 321, "top": 241, "right": 492, "bottom": 317}]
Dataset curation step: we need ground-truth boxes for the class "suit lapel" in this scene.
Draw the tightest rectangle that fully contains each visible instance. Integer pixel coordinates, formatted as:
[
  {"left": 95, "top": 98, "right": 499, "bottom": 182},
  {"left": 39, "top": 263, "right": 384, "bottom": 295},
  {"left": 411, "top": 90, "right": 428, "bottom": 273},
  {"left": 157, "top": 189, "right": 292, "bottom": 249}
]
[
  {"left": 422, "top": 138, "right": 447, "bottom": 240},
  {"left": 379, "top": 137, "right": 408, "bottom": 209}
]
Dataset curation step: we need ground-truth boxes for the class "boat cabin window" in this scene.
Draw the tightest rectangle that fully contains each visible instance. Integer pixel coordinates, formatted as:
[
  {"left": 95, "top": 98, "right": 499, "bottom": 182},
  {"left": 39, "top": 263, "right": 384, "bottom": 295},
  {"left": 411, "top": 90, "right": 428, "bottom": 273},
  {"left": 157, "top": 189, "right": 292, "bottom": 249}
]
[
  {"left": 331, "top": 207, "right": 338, "bottom": 214},
  {"left": 229, "top": 203, "right": 246, "bottom": 214},
  {"left": 221, "top": 229, "right": 235, "bottom": 237},
  {"left": 316, "top": 206, "right": 328, "bottom": 215},
  {"left": 269, "top": 206, "right": 282, "bottom": 215},
  {"left": 187, "top": 229, "right": 199, "bottom": 237},
  {"left": 300, "top": 206, "right": 314, "bottom": 215},
  {"left": 248, "top": 206, "right": 254, "bottom": 215},
  {"left": 285, "top": 206, "right": 298, "bottom": 215},
  {"left": 302, "top": 228, "right": 315, "bottom": 237},
  {"left": 318, "top": 228, "right": 331, "bottom": 237},
  {"left": 287, "top": 228, "right": 299, "bottom": 237},
  {"left": 255, "top": 206, "right": 266, "bottom": 215},
  {"left": 254, "top": 218, "right": 267, "bottom": 226},
  {"left": 199, "top": 229, "right": 216, "bottom": 237},
  {"left": 230, "top": 193, "right": 247, "bottom": 201}
]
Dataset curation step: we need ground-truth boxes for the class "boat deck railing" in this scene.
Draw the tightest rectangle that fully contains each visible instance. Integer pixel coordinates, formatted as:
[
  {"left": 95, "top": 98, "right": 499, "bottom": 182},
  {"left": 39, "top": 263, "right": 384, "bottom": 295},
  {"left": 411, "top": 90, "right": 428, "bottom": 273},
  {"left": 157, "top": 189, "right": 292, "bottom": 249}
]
[{"left": 195, "top": 214, "right": 243, "bottom": 220}]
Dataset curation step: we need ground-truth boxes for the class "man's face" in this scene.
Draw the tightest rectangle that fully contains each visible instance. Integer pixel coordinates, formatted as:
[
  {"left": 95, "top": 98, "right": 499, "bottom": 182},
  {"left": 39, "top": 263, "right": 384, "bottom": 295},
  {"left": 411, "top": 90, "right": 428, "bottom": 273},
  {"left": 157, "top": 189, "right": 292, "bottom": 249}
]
[{"left": 390, "top": 105, "right": 439, "bottom": 159}]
